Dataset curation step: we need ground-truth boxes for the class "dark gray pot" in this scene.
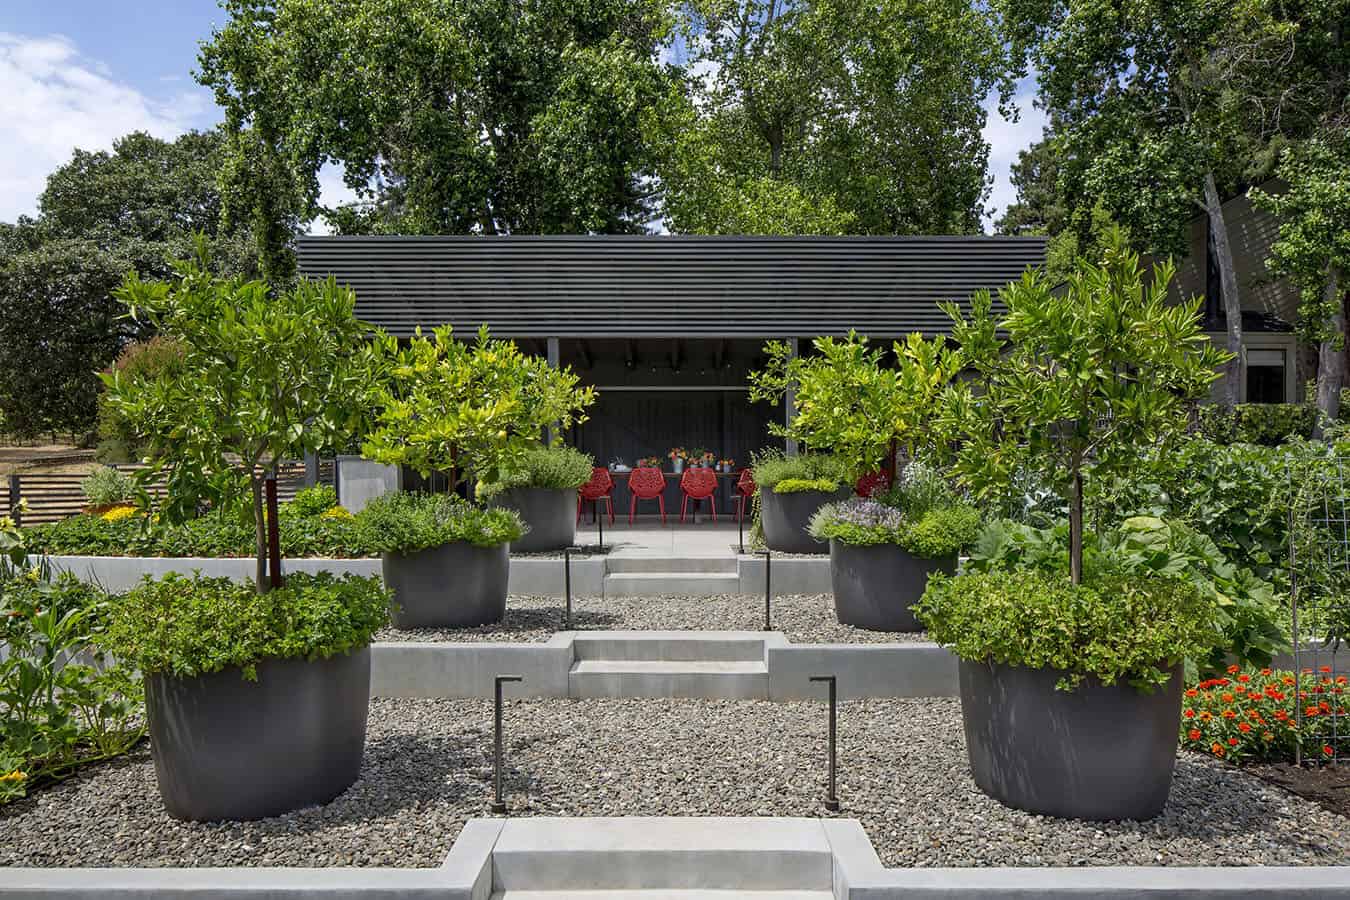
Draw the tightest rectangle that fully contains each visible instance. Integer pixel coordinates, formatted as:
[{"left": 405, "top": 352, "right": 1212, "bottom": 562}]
[
  {"left": 382, "top": 540, "right": 509, "bottom": 628},
  {"left": 759, "top": 486, "right": 852, "bottom": 554},
  {"left": 489, "top": 486, "right": 574, "bottom": 553},
  {"left": 959, "top": 658, "right": 1184, "bottom": 821},
  {"left": 829, "top": 540, "right": 954, "bottom": 631},
  {"left": 145, "top": 647, "right": 370, "bottom": 822}
]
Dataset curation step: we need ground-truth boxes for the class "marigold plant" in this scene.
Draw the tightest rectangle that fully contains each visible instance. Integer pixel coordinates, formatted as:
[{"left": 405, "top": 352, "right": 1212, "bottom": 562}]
[{"left": 1180, "top": 665, "right": 1348, "bottom": 763}]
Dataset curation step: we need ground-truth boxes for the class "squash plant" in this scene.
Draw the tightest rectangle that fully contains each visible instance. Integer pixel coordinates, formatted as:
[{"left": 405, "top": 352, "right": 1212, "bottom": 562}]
[{"left": 101, "top": 237, "right": 377, "bottom": 592}]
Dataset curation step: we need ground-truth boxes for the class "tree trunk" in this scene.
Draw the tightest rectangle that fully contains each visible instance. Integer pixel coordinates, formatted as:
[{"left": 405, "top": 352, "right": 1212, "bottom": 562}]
[
  {"left": 1314, "top": 266, "right": 1345, "bottom": 438},
  {"left": 250, "top": 475, "right": 267, "bottom": 594},
  {"left": 1202, "top": 172, "right": 1245, "bottom": 407},
  {"left": 1069, "top": 469, "right": 1084, "bottom": 585}
]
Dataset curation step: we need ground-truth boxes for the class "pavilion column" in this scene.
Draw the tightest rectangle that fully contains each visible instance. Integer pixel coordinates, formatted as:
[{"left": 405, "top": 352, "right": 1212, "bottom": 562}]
[
  {"left": 784, "top": 337, "right": 799, "bottom": 456},
  {"left": 545, "top": 337, "right": 560, "bottom": 444}
]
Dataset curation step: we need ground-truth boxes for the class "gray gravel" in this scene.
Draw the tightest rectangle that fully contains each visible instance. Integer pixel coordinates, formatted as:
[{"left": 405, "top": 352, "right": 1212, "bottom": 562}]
[
  {"left": 375, "top": 593, "right": 925, "bottom": 644},
  {"left": 3, "top": 697, "right": 1346, "bottom": 869}
]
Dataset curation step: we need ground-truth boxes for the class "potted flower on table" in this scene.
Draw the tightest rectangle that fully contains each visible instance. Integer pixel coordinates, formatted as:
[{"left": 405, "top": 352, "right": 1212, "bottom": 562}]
[
  {"left": 718, "top": 457, "right": 735, "bottom": 473},
  {"left": 667, "top": 447, "right": 687, "bottom": 473}
]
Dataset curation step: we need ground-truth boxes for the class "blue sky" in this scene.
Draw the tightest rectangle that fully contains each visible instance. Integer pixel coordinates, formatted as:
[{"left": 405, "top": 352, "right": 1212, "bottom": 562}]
[{"left": 0, "top": 1, "right": 1045, "bottom": 230}]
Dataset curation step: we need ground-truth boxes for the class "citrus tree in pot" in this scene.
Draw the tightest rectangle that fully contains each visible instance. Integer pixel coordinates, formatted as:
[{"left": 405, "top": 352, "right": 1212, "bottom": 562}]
[
  {"left": 98, "top": 241, "right": 389, "bottom": 821},
  {"left": 361, "top": 326, "right": 544, "bottom": 626},
  {"left": 809, "top": 464, "right": 980, "bottom": 631},
  {"left": 917, "top": 232, "right": 1234, "bottom": 820}
]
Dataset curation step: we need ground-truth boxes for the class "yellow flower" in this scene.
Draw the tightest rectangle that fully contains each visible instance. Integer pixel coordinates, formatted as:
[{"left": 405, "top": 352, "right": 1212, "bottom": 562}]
[
  {"left": 0, "top": 770, "right": 26, "bottom": 784},
  {"left": 101, "top": 505, "right": 138, "bottom": 522},
  {"left": 320, "top": 505, "right": 353, "bottom": 519}
]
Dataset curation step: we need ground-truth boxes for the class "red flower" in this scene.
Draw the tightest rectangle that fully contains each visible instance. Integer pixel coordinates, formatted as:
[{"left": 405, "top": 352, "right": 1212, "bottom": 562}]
[
  {"left": 1237, "top": 674, "right": 1250, "bottom": 683},
  {"left": 1321, "top": 666, "right": 1332, "bottom": 673},
  {"left": 1307, "top": 706, "right": 1321, "bottom": 717},
  {"left": 1324, "top": 745, "right": 1336, "bottom": 757},
  {"left": 1185, "top": 688, "right": 1199, "bottom": 698},
  {"left": 1183, "top": 708, "right": 1196, "bottom": 719},
  {"left": 1188, "top": 729, "right": 1202, "bottom": 741},
  {"left": 1261, "top": 668, "right": 1273, "bottom": 676},
  {"left": 1238, "top": 722, "right": 1252, "bottom": 733},
  {"left": 1227, "top": 664, "right": 1241, "bottom": 674},
  {"left": 1228, "top": 737, "right": 1240, "bottom": 747}
]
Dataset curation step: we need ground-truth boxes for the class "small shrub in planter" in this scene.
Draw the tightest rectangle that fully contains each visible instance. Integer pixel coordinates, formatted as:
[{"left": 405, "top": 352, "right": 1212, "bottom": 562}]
[
  {"left": 80, "top": 465, "right": 135, "bottom": 512},
  {"left": 917, "top": 568, "right": 1216, "bottom": 820},
  {"left": 358, "top": 491, "right": 524, "bottom": 628},
  {"left": 809, "top": 468, "right": 980, "bottom": 631},
  {"left": 751, "top": 451, "right": 850, "bottom": 553},
  {"left": 478, "top": 445, "right": 594, "bottom": 552},
  {"left": 97, "top": 571, "right": 390, "bottom": 820}
]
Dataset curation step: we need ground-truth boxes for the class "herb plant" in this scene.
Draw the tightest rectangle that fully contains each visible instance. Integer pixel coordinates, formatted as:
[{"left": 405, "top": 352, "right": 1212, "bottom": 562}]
[
  {"left": 751, "top": 450, "right": 847, "bottom": 493},
  {"left": 356, "top": 491, "right": 525, "bottom": 554},
  {"left": 477, "top": 444, "right": 595, "bottom": 498},
  {"left": 80, "top": 466, "right": 135, "bottom": 508}
]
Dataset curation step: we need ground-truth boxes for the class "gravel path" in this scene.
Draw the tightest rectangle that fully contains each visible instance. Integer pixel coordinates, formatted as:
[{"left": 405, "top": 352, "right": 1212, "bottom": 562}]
[
  {"left": 4, "top": 698, "right": 1346, "bottom": 869},
  {"left": 375, "top": 593, "right": 926, "bottom": 644}
]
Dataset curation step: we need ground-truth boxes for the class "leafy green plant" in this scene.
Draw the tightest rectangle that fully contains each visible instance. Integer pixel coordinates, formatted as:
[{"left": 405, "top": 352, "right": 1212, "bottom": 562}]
[
  {"left": 939, "top": 231, "right": 1231, "bottom": 582},
  {"left": 284, "top": 484, "right": 339, "bottom": 518},
  {"left": 915, "top": 568, "right": 1215, "bottom": 692},
  {"left": 751, "top": 450, "right": 847, "bottom": 493},
  {"left": 97, "top": 572, "right": 390, "bottom": 680},
  {"left": 363, "top": 325, "right": 594, "bottom": 488},
  {"left": 773, "top": 477, "right": 841, "bottom": 494},
  {"left": 356, "top": 491, "right": 524, "bottom": 554},
  {"left": 750, "top": 331, "right": 959, "bottom": 481},
  {"left": 101, "top": 238, "right": 377, "bottom": 592},
  {"left": 1, "top": 571, "right": 144, "bottom": 804},
  {"left": 809, "top": 498, "right": 980, "bottom": 558},
  {"left": 1195, "top": 403, "right": 1318, "bottom": 446},
  {"left": 965, "top": 516, "right": 1288, "bottom": 674},
  {"left": 96, "top": 335, "right": 187, "bottom": 463},
  {"left": 79, "top": 466, "right": 136, "bottom": 508},
  {"left": 477, "top": 445, "right": 595, "bottom": 498}
]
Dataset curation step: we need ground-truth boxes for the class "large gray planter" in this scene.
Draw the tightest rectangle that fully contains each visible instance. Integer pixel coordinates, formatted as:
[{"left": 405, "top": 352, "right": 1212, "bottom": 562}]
[
  {"left": 382, "top": 540, "right": 509, "bottom": 628},
  {"left": 829, "top": 540, "right": 954, "bottom": 631},
  {"left": 959, "top": 658, "right": 1184, "bottom": 821},
  {"left": 759, "top": 486, "right": 852, "bottom": 554},
  {"left": 489, "top": 486, "right": 573, "bottom": 553},
  {"left": 335, "top": 455, "right": 400, "bottom": 514},
  {"left": 145, "top": 647, "right": 370, "bottom": 822}
]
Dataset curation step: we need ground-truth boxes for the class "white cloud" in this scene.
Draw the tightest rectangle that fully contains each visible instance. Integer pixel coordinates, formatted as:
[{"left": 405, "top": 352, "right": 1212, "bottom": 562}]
[
  {"left": 981, "top": 74, "right": 1048, "bottom": 233},
  {"left": 0, "top": 32, "right": 209, "bottom": 222},
  {"left": 307, "top": 162, "right": 363, "bottom": 236}
]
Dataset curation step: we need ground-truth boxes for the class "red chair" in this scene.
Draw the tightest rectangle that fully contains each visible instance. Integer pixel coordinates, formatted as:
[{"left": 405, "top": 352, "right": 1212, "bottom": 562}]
[
  {"left": 577, "top": 467, "right": 615, "bottom": 524},
  {"left": 856, "top": 470, "right": 891, "bottom": 497},
  {"left": 733, "top": 468, "right": 756, "bottom": 523},
  {"left": 679, "top": 467, "right": 719, "bottom": 523},
  {"left": 628, "top": 466, "right": 667, "bottom": 524}
]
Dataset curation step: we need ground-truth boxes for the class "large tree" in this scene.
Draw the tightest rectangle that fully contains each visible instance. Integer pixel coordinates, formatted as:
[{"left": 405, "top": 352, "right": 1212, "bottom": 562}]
[
  {"left": 0, "top": 131, "right": 254, "bottom": 439},
  {"left": 998, "top": 0, "right": 1299, "bottom": 405},
  {"left": 994, "top": 125, "right": 1067, "bottom": 237},
  {"left": 661, "top": 0, "right": 1013, "bottom": 235},
  {"left": 198, "top": 0, "right": 681, "bottom": 264}
]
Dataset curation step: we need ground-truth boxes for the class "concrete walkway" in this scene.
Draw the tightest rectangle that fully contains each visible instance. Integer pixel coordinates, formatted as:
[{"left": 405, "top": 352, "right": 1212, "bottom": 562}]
[{"left": 576, "top": 517, "right": 748, "bottom": 558}]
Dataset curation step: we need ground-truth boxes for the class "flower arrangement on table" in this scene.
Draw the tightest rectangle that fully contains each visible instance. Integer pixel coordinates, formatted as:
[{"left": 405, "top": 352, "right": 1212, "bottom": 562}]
[
  {"left": 1180, "top": 665, "right": 1348, "bottom": 763},
  {"left": 717, "top": 457, "right": 735, "bottom": 472},
  {"left": 637, "top": 456, "right": 663, "bottom": 469},
  {"left": 688, "top": 447, "right": 713, "bottom": 467}
]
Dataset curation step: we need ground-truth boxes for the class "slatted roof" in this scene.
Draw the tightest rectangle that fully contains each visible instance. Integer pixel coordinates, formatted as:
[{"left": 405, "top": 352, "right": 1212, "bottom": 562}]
[{"left": 295, "top": 234, "right": 1047, "bottom": 338}]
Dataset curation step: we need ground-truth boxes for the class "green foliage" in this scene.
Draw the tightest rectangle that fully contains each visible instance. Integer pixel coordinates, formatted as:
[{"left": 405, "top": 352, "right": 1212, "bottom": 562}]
[
  {"left": 810, "top": 498, "right": 980, "bottom": 558},
  {"left": 751, "top": 451, "right": 847, "bottom": 493},
  {"left": 95, "top": 336, "right": 187, "bottom": 462},
  {"left": 285, "top": 484, "right": 340, "bottom": 518},
  {"left": 199, "top": 0, "right": 678, "bottom": 242},
  {"left": 363, "top": 326, "right": 594, "bottom": 488},
  {"left": 1181, "top": 667, "right": 1327, "bottom": 764},
  {"left": 966, "top": 516, "right": 1288, "bottom": 675},
  {"left": 994, "top": 125, "right": 1068, "bottom": 237},
  {"left": 916, "top": 569, "right": 1216, "bottom": 692},
  {"left": 98, "top": 572, "right": 389, "bottom": 680},
  {"left": 477, "top": 445, "right": 596, "bottom": 498},
  {"left": 102, "top": 241, "right": 376, "bottom": 591},
  {"left": 1, "top": 571, "right": 144, "bottom": 804},
  {"left": 1195, "top": 403, "right": 1318, "bottom": 446},
  {"left": 79, "top": 467, "right": 135, "bottom": 508},
  {"left": 774, "top": 478, "right": 843, "bottom": 495},
  {"left": 663, "top": 0, "right": 1012, "bottom": 235},
  {"left": 0, "top": 130, "right": 254, "bottom": 438},
  {"left": 750, "top": 331, "right": 959, "bottom": 481},
  {"left": 939, "top": 231, "right": 1231, "bottom": 580},
  {"left": 357, "top": 492, "right": 524, "bottom": 554}
]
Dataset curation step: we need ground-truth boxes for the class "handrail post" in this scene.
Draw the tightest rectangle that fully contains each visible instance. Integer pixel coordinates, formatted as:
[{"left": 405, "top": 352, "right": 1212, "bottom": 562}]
[
  {"left": 810, "top": 675, "right": 839, "bottom": 811},
  {"left": 492, "top": 675, "right": 524, "bottom": 814}
]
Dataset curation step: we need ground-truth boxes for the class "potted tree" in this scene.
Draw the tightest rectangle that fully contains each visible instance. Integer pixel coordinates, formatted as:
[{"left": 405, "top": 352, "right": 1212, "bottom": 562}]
[
  {"left": 809, "top": 464, "right": 980, "bottom": 631},
  {"left": 97, "top": 244, "right": 389, "bottom": 821},
  {"left": 916, "top": 233, "right": 1233, "bottom": 820},
  {"left": 480, "top": 445, "right": 596, "bottom": 553},
  {"left": 361, "top": 326, "right": 546, "bottom": 626}
]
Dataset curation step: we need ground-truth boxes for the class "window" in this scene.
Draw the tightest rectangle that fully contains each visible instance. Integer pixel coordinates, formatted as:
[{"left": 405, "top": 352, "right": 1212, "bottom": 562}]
[{"left": 1245, "top": 348, "right": 1287, "bottom": 404}]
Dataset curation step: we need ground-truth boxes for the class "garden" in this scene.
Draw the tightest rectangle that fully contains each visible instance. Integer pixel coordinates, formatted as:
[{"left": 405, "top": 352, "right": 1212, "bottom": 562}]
[{"left": 3, "top": 235, "right": 1350, "bottom": 874}]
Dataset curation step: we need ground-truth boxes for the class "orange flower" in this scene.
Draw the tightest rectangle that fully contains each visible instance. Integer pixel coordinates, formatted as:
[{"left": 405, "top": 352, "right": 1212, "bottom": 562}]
[
  {"left": 1263, "top": 732, "right": 1275, "bottom": 741},
  {"left": 1238, "top": 722, "right": 1252, "bottom": 733},
  {"left": 1261, "top": 668, "right": 1273, "bottom": 676},
  {"left": 1221, "top": 693, "right": 1235, "bottom": 703},
  {"left": 1212, "top": 743, "right": 1225, "bottom": 757},
  {"left": 1283, "top": 676, "right": 1296, "bottom": 686},
  {"left": 1307, "top": 706, "right": 1321, "bottom": 717},
  {"left": 1227, "top": 664, "right": 1241, "bottom": 674},
  {"left": 1237, "top": 674, "right": 1250, "bottom": 683},
  {"left": 1183, "top": 708, "right": 1196, "bottom": 719},
  {"left": 1188, "top": 729, "right": 1202, "bottom": 741},
  {"left": 1321, "top": 665, "right": 1332, "bottom": 673},
  {"left": 1275, "top": 710, "right": 1289, "bottom": 721},
  {"left": 1199, "top": 711, "right": 1213, "bottom": 722},
  {"left": 1222, "top": 709, "right": 1238, "bottom": 719},
  {"left": 1185, "top": 688, "right": 1199, "bottom": 698}
]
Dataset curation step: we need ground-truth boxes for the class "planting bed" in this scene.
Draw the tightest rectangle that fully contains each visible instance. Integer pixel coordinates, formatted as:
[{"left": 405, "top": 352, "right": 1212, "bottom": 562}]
[
  {"left": 3, "top": 697, "right": 1346, "bottom": 869},
  {"left": 374, "top": 593, "right": 926, "bottom": 644}
]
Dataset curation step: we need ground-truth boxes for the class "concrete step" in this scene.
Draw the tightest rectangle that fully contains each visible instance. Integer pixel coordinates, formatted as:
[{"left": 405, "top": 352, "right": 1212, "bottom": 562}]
[
  {"left": 493, "top": 892, "right": 834, "bottom": 899},
  {"left": 569, "top": 659, "right": 769, "bottom": 699},
  {"left": 573, "top": 631, "right": 767, "bottom": 662},
  {"left": 605, "top": 571, "right": 741, "bottom": 597},
  {"left": 606, "top": 556, "right": 739, "bottom": 574},
  {"left": 490, "top": 818, "right": 833, "bottom": 892}
]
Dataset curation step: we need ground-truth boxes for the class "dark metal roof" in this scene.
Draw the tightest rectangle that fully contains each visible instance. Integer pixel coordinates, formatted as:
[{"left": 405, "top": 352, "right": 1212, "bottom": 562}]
[{"left": 295, "top": 234, "right": 1047, "bottom": 338}]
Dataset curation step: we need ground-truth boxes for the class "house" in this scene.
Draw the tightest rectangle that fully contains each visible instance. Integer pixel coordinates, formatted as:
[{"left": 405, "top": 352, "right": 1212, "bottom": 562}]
[{"left": 295, "top": 234, "right": 1048, "bottom": 474}]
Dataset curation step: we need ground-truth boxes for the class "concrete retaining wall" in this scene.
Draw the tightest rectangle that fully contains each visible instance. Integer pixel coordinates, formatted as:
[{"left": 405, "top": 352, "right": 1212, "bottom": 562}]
[{"left": 739, "top": 555, "right": 832, "bottom": 595}]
